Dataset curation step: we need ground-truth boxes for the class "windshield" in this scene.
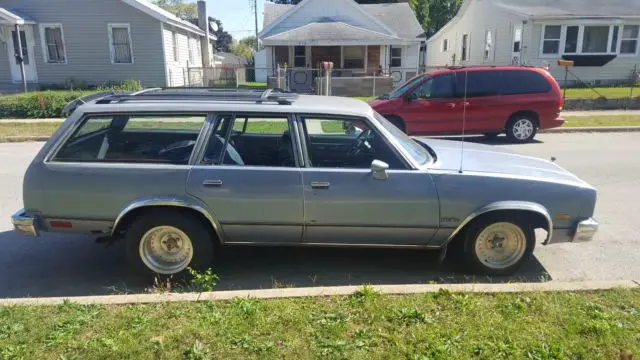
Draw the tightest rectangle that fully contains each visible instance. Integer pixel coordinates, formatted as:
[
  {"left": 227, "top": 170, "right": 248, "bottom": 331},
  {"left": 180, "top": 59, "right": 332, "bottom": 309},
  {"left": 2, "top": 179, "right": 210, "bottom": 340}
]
[
  {"left": 384, "top": 75, "right": 426, "bottom": 99},
  {"left": 373, "top": 111, "right": 431, "bottom": 165}
]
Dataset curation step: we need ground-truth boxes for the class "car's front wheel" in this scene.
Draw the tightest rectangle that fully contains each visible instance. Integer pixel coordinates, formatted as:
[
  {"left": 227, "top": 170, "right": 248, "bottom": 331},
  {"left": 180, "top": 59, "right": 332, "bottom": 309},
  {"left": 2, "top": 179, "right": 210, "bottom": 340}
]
[
  {"left": 125, "top": 211, "right": 214, "bottom": 277},
  {"left": 462, "top": 214, "right": 535, "bottom": 276},
  {"left": 506, "top": 116, "right": 538, "bottom": 143}
]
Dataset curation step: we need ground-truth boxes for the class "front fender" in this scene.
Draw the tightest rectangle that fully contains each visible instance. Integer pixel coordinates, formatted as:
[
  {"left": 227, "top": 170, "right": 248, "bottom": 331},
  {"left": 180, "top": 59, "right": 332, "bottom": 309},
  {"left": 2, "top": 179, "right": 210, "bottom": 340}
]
[{"left": 445, "top": 201, "right": 553, "bottom": 244}]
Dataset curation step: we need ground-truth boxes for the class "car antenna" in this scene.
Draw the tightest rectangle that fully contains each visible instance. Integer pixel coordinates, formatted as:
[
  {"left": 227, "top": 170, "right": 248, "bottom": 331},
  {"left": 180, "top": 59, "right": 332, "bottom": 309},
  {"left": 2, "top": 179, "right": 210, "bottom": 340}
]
[{"left": 458, "top": 70, "right": 468, "bottom": 174}]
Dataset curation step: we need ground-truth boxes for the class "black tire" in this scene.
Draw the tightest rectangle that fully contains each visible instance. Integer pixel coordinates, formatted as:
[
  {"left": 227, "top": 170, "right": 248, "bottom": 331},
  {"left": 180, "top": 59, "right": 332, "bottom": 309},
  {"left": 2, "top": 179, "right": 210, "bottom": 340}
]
[
  {"left": 125, "top": 210, "right": 215, "bottom": 277},
  {"left": 386, "top": 116, "right": 406, "bottom": 133},
  {"left": 462, "top": 214, "right": 535, "bottom": 276},
  {"left": 506, "top": 116, "right": 538, "bottom": 143}
]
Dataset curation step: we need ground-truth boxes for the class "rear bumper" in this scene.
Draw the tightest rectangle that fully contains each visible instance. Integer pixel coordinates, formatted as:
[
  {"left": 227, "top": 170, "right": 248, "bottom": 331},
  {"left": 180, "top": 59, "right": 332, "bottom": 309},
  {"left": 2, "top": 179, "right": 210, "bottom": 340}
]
[
  {"left": 547, "top": 217, "right": 598, "bottom": 244},
  {"left": 540, "top": 116, "right": 565, "bottom": 130},
  {"left": 11, "top": 209, "right": 40, "bottom": 237}
]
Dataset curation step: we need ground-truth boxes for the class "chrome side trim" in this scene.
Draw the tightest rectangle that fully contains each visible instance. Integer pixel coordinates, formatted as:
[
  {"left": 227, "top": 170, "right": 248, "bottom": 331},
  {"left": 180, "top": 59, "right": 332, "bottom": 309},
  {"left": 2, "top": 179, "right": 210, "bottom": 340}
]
[
  {"left": 223, "top": 241, "right": 442, "bottom": 250},
  {"left": 445, "top": 201, "right": 554, "bottom": 245},
  {"left": 111, "top": 197, "right": 224, "bottom": 243}
]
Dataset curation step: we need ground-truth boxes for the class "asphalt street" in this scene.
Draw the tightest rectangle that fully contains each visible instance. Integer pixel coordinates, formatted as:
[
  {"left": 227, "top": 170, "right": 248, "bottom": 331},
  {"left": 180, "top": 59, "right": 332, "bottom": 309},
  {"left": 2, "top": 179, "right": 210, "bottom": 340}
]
[{"left": 0, "top": 133, "right": 638, "bottom": 298}]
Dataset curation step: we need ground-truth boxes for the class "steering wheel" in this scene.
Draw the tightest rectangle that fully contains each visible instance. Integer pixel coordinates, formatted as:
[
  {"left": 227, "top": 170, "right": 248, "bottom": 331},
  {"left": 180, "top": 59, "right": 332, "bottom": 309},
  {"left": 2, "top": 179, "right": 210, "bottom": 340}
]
[{"left": 347, "top": 129, "right": 373, "bottom": 158}]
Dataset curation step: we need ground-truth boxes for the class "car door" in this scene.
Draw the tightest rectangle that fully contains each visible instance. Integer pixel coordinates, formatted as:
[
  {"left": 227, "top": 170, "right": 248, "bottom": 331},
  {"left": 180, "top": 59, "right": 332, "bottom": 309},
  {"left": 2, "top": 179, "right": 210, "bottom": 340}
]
[
  {"left": 186, "top": 113, "right": 304, "bottom": 244},
  {"left": 298, "top": 115, "right": 440, "bottom": 246},
  {"left": 453, "top": 70, "right": 504, "bottom": 133},
  {"left": 400, "top": 73, "right": 462, "bottom": 135}
]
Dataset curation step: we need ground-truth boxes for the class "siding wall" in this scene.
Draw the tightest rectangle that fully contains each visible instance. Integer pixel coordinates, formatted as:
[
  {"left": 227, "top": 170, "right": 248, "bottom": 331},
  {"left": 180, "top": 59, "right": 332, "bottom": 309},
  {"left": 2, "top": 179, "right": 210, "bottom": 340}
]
[
  {"left": 426, "top": 0, "right": 527, "bottom": 67},
  {"left": 0, "top": 27, "right": 12, "bottom": 87},
  {"left": 1, "top": 0, "right": 167, "bottom": 87},
  {"left": 526, "top": 22, "right": 640, "bottom": 85},
  {"left": 262, "top": 0, "right": 389, "bottom": 38},
  {"left": 162, "top": 24, "right": 202, "bottom": 87}
]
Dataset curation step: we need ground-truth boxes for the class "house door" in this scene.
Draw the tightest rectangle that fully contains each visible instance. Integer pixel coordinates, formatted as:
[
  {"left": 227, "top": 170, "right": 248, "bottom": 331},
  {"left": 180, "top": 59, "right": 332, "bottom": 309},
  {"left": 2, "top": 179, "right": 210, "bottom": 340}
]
[
  {"left": 511, "top": 25, "right": 522, "bottom": 65},
  {"left": 6, "top": 26, "right": 37, "bottom": 83}
]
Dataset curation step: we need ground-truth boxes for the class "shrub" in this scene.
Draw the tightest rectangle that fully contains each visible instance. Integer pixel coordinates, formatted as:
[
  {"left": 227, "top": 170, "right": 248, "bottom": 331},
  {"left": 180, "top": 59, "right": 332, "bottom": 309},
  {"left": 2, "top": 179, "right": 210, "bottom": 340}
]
[{"left": 0, "top": 80, "right": 143, "bottom": 119}]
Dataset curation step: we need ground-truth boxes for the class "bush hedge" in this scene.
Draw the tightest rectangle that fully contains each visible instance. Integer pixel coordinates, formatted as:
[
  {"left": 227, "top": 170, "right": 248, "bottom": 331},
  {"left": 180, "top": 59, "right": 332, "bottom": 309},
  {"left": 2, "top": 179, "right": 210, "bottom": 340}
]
[{"left": 0, "top": 80, "right": 143, "bottom": 119}]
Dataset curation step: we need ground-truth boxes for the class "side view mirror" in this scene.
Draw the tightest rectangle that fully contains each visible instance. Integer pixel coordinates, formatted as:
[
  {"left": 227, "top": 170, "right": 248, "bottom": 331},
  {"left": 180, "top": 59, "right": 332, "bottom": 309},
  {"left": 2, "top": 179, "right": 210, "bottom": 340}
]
[
  {"left": 371, "top": 160, "right": 389, "bottom": 180},
  {"left": 406, "top": 93, "right": 418, "bottom": 102}
]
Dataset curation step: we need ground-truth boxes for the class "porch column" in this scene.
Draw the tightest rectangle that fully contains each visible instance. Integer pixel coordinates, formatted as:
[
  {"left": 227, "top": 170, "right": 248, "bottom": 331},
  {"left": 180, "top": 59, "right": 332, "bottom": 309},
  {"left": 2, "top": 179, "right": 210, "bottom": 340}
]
[
  {"left": 364, "top": 45, "right": 368, "bottom": 75},
  {"left": 340, "top": 46, "right": 344, "bottom": 68},
  {"left": 14, "top": 24, "right": 27, "bottom": 93}
]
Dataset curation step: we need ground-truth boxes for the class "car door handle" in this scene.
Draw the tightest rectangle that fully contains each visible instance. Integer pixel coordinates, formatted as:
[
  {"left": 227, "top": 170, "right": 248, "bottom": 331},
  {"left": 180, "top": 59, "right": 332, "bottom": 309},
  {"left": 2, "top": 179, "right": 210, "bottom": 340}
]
[
  {"left": 462, "top": 101, "right": 470, "bottom": 107},
  {"left": 311, "top": 181, "right": 331, "bottom": 189},
  {"left": 446, "top": 103, "right": 457, "bottom": 109},
  {"left": 202, "top": 180, "right": 223, "bottom": 187}
]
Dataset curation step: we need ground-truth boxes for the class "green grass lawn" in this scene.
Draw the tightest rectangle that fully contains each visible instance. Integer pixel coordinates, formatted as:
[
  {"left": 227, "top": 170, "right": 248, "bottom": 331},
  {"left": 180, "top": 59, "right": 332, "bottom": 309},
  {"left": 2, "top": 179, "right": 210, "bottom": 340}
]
[
  {"left": 563, "top": 115, "right": 640, "bottom": 127},
  {"left": 0, "top": 288, "right": 638, "bottom": 359},
  {"left": 564, "top": 87, "right": 639, "bottom": 99}
]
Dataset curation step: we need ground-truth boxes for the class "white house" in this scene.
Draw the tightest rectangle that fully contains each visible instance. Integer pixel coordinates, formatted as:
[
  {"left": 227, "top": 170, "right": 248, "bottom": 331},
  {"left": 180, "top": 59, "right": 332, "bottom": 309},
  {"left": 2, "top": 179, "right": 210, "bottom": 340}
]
[
  {"left": 426, "top": 0, "right": 640, "bottom": 86},
  {"left": 255, "top": 0, "right": 425, "bottom": 86}
]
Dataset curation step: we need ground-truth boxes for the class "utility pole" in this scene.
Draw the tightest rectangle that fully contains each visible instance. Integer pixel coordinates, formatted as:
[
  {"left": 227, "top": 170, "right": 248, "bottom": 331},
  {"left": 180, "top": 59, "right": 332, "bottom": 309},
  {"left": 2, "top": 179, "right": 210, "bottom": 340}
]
[{"left": 253, "top": 0, "right": 259, "bottom": 51}]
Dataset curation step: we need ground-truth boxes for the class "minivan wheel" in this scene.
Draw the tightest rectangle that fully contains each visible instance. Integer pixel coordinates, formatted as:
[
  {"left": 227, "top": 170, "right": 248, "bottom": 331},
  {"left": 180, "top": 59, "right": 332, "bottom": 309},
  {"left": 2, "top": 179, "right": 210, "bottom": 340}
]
[
  {"left": 462, "top": 214, "right": 535, "bottom": 276},
  {"left": 125, "top": 211, "right": 214, "bottom": 277},
  {"left": 507, "top": 117, "right": 538, "bottom": 143}
]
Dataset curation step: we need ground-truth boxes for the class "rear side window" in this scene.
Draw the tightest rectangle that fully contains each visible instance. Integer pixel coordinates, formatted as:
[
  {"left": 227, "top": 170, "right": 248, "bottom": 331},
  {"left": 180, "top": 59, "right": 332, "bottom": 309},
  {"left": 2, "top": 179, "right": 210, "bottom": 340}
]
[
  {"left": 500, "top": 70, "right": 551, "bottom": 95},
  {"left": 454, "top": 71, "right": 499, "bottom": 98},
  {"left": 53, "top": 114, "right": 206, "bottom": 164}
]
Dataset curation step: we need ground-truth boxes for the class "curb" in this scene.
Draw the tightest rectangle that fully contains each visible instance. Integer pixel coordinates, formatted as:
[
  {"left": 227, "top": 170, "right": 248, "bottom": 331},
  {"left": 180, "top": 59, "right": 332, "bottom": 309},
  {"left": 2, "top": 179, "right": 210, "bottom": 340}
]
[
  {"left": 1, "top": 280, "right": 637, "bottom": 307},
  {"left": 541, "top": 126, "right": 640, "bottom": 134}
]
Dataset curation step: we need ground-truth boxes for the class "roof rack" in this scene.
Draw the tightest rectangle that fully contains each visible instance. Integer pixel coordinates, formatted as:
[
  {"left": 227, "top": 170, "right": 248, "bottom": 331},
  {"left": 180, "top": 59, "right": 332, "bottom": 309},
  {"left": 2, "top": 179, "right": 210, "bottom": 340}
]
[
  {"left": 93, "top": 88, "right": 299, "bottom": 105},
  {"left": 62, "top": 90, "right": 126, "bottom": 116}
]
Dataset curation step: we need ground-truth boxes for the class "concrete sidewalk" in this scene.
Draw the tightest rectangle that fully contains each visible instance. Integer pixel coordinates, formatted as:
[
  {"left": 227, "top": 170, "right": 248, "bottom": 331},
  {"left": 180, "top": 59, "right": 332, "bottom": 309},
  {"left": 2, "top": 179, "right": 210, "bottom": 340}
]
[{"left": 0, "top": 280, "right": 637, "bottom": 306}]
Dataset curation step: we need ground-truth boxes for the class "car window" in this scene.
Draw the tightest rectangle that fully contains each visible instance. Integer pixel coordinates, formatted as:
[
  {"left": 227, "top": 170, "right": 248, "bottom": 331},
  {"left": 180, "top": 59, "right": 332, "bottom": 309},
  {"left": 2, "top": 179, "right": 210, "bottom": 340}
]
[
  {"left": 414, "top": 74, "right": 456, "bottom": 99},
  {"left": 374, "top": 111, "right": 430, "bottom": 165},
  {"left": 454, "top": 71, "right": 499, "bottom": 98},
  {"left": 53, "top": 114, "right": 206, "bottom": 164},
  {"left": 302, "top": 116, "right": 406, "bottom": 169},
  {"left": 388, "top": 74, "right": 426, "bottom": 99},
  {"left": 201, "top": 114, "right": 295, "bottom": 167},
  {"left": 500, "top": 70, "right": 551, "bottom": 95}
]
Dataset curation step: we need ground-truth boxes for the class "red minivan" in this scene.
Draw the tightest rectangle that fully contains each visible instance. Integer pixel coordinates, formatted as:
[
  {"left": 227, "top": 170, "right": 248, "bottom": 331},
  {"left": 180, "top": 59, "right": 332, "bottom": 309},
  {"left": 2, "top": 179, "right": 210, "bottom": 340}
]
[{"left": 369, "top": 66, "right": 565, "bottom": 142}]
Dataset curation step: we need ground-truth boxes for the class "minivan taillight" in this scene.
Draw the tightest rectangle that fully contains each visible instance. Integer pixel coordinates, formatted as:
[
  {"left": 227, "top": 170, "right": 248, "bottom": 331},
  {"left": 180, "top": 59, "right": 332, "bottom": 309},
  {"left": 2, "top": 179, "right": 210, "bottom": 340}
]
[{"left": 558, "top": 98, "right": 564, "bottom": 112}]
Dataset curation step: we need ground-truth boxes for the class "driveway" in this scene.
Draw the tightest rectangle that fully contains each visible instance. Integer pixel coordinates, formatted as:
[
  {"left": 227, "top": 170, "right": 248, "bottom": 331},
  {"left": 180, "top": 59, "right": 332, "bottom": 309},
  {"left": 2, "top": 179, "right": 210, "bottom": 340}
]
[{"left": 0, "top": 133, "right": 638, "bottom": 298}]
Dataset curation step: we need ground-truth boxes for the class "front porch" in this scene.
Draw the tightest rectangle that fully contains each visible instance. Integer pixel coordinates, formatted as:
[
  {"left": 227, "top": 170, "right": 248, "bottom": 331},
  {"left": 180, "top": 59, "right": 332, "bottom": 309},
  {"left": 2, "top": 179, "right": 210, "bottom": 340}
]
[{"left": 0, "top": 8, "right": 39, "bottom": 93}]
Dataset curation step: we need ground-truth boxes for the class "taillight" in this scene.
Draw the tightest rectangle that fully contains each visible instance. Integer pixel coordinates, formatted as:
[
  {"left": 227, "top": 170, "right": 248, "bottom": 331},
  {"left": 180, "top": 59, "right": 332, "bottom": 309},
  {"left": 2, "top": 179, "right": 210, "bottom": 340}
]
[{"left": 558, "top": 98, "right": 564, "bottom": 111}]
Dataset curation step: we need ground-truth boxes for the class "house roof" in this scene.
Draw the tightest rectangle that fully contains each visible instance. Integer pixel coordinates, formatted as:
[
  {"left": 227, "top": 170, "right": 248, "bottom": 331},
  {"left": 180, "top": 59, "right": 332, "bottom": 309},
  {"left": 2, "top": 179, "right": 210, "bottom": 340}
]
[
  {"left": 121, "top": 0, "right": 206, "bottom": 35},
  {"left": 0, "top": 8, "right": 36, "bottom": 25},
  {"left": 263, "top": 21, "right": 403, "bottom": 45},
  {"left": 262, "top": 1, "right": 424, "bottom": 41},
  {"left": 493, "top": 0, "right": 640, "bottom": 18}
]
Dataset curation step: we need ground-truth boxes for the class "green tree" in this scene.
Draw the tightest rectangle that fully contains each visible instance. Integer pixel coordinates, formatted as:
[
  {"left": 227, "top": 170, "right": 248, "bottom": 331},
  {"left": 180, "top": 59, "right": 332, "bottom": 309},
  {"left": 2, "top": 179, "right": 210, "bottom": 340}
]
[
  {"left": 230, "top": 42, "right": 254, "bottom": 61},
  {"left": 153, "top": 0, "right": 197, "bottom": 20},
  {"left": 239, "top": 36, "right": 263, "bottom": 52},
  {"left": 409, "top": 0, "right": 429, "bottom": 31},
  {"left": 427, "top": 0, "right": 463, "bottom": 36}
]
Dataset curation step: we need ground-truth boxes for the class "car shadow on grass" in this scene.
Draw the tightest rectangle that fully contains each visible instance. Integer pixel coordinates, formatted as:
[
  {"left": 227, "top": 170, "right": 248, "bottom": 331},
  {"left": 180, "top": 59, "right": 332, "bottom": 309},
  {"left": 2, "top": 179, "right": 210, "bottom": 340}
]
[{"left": 0, "top": 230, "right": 551, "bottom": 299}]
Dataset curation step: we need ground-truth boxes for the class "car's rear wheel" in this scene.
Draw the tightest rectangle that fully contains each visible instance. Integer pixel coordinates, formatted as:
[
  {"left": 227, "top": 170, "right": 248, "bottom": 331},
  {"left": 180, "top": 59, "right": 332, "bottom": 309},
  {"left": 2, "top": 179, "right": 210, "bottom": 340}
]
[
  {"left": 506, "top": 116, "right": 538, "bottom": 143},
  {"left": 462, "top": 214, "right": 535, "bottom": 276},
  {"left": 125, "top": 211, "right": 214, "bottom": 277}
]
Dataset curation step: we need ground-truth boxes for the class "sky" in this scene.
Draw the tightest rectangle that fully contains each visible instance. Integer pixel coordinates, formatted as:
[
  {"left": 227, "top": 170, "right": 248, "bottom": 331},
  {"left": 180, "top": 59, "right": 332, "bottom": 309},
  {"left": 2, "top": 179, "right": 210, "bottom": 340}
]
[{"left": 206, "top": 0, "right": 267, "bottom": 40}]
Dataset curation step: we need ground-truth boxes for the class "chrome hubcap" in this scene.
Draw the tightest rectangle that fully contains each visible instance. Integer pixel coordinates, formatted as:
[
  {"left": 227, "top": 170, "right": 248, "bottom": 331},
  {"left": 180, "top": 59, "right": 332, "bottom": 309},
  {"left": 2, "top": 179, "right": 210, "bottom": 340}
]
[
  {"left": 139, "top": 226, "right": 193, "bottom": 274},
  {"left": 512, "top": 119, "right": 534, "bottom": 140},
  {"left": 474, "top": 223, "right": 527, "bottom": 270}
]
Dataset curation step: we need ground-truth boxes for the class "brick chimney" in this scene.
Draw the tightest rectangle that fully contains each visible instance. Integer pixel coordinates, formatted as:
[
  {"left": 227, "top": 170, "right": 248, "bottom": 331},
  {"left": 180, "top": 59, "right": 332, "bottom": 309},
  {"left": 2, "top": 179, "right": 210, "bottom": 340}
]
[{"left": 197, "top": 0, "right": 212, "bottom": 67}]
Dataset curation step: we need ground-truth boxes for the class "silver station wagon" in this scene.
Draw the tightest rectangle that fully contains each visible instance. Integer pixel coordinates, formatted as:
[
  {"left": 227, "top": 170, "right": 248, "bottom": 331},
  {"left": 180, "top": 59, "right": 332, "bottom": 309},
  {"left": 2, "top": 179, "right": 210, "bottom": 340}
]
[{"left": 12, "top": 89, "right": 598, "bottom": 277}]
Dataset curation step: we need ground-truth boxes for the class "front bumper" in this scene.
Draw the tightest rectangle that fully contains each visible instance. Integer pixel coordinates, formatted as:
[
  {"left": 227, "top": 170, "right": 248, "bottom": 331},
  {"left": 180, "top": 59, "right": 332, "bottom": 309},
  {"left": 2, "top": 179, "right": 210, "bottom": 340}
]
[
  {"left": 11, "top": 209, "right": 40, "bottom": 237},
  {"left": 547, "top": 217, "right": 598, "bottom": 244}
]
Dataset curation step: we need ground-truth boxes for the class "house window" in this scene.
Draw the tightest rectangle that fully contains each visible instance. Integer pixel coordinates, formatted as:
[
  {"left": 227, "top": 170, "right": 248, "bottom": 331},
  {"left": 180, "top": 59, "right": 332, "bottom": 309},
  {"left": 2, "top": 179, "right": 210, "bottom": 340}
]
[
  {"left": 461, "top": 34, "right": 469, "bottom": 61},
  {"left": 565, "top": 26, "right": 579, "bottom": 53},
  {"left": 484, "top": 30, "right": 493, "bottom": 60},
  {"left": 343, "top": 46, "right": 365, "bottom": 69},
  {"left": 172, "top": 31, "right": 179, "bottom": 62},
  {"left": 582, "top": 26, "right": 610, "bottom": 53},
  {"left": 390, "top": 46, "right": 402, "bottom": 67},
  {"left": 621, "top": 25, "right": 640, "bottom": 55},
  {"left": 294, "top": 46, "right": 306, "bottom": 67},
  {"left": 41, "top": 24, "right": 66, "bottom": 63},
  {"left": 108, "top": 24, "right": 133, "bottom": 64},
  {"left": 442, "top": 39, "right": 449, "bottom": 52},
  {"left": 542, "top": 25, "right": 561, "bottom": 54}
]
